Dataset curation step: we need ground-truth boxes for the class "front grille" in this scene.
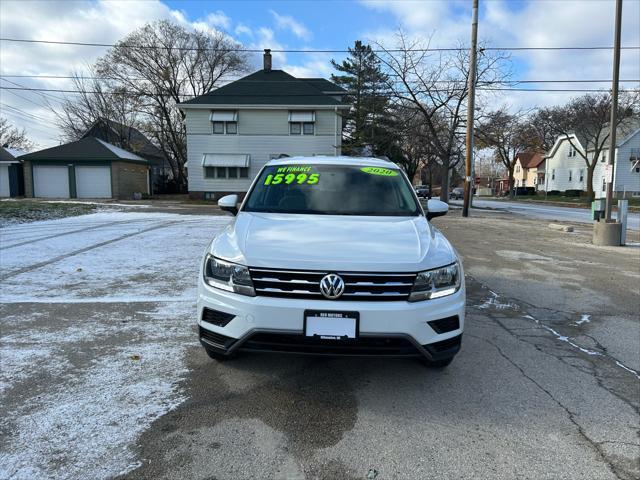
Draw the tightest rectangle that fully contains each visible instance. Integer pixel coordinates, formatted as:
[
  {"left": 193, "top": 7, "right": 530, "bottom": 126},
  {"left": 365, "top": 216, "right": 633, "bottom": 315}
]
[
  {"left": 240, "top": 333, "right": 422, "bottom": 356},
  {"left": 249, "top": 267, "right": 416, "bottom": 301}
]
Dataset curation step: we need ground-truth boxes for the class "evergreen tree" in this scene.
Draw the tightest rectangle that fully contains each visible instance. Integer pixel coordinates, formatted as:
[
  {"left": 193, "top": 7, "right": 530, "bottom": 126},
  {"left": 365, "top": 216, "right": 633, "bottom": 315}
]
[{"left": 331, "top": 41, "right": 395, "bottom": 156}]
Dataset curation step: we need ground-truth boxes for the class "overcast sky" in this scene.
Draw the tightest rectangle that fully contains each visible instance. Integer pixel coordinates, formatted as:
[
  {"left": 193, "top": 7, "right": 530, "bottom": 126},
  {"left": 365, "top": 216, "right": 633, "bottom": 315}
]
[{"left": 1, "top": 0, "right": 638, "bottom": 149}]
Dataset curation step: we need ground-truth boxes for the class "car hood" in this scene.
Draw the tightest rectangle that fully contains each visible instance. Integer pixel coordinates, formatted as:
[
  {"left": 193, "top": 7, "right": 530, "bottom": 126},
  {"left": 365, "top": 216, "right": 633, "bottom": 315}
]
[{"left": 210, "top": 212, "right": 457, "bottom": 272}]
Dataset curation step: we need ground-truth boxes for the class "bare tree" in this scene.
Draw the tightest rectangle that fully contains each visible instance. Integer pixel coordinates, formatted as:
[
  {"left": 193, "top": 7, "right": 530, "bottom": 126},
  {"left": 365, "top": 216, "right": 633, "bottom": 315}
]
[
  {"left": 543, "top": 91, "right": 639, "bottom": 200},
  {"left": 475, "top": 108, "right": 537, "bottom": 197},
  {"left": 376, "top": 30, "right": 510, "bottom": 201},
  {"left": 92, "top": 20, "right": 249, "bottom": 188},
  {"left": 522, "top": 107, "right": 560, "bottom": 152},
  {"left": 0, "top": 117, "right": 35, "bottom": 150},
  {"left": 55, "top": 70, "right": 143, "bottom": 143}
]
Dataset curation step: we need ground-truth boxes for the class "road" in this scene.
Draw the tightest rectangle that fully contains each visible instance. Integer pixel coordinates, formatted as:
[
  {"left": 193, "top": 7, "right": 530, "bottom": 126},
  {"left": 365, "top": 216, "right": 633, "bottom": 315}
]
[
  {"left": 451, "top": 198, "right": 640, "bottom": 231},
  {"left": 1, "top": 208, "right": 639, "bottom": 480}
]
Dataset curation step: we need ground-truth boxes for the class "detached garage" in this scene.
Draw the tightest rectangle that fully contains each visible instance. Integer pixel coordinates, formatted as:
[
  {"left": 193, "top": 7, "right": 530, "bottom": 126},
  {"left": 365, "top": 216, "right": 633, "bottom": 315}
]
[{"left": 21, "top": 137, "right": 149, "bottom": 199}]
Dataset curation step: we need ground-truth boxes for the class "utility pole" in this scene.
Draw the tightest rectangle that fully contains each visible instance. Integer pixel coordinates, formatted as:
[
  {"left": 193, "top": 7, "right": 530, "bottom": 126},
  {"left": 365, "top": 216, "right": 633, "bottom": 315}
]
[
  {"left": 605, "top": 0, "right": 622, "bottom": 222},
  {"left": 462, "top": 0, "right": 479, "bottom": 217}
]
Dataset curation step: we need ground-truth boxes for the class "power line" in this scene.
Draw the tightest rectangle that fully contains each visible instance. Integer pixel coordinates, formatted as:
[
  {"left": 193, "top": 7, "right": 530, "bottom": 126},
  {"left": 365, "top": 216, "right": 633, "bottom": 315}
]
[
  {"left": 1, "top": 37, "right": 639, "bottom": 52},
  {"left": 3, "top": 85, "right": 639, "bottom": 97},
  {"left": 0, "top": 77, "right": 66, "bottom": 103},
  {"left": 1, "top": 73, "right": 640, "bottom": 85},
  {"left": 0, "top": 102, "right": 53, "bottom": 123}
]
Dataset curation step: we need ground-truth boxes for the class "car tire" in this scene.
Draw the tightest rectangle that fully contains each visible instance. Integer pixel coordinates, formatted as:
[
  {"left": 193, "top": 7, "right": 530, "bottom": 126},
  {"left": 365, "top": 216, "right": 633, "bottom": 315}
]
[
  {"left": 204, "top": 347, "right": 233, "bottom": 361},
  {"left": 422, "top": 357, "right": 454, "bottom": 368}
]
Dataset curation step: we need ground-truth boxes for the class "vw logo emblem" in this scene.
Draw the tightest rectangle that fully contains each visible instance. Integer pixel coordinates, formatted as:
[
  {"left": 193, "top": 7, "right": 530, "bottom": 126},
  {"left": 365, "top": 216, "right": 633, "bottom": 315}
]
[{"left": 319, "top": 273, "right": 345, "bottom": 299}]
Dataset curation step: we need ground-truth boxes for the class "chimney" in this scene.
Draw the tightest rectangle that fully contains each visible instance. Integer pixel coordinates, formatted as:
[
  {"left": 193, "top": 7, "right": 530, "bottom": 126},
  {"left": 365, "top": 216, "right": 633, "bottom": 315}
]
[{"left": 263, "top": 49, "right": 272, "bottom": 72}]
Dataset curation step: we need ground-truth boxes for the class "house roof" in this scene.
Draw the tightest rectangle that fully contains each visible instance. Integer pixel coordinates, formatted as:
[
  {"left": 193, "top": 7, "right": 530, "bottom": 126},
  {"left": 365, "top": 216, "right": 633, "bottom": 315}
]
[
  {"left": 299, "top": 78, "right": 347, "bottom": 93},
  {"left": 516, "top": 152, "right": 544, "bottom": 169},
  {"left": 0, "top": 146, "right": 24, "bottom": 162},
  {"left": 590, "top": 118, "right": 640, "bottom": 152},
  {"left": 179, "top": 69, "right": 349, "bottom": 107},
  {"left": 19, "top": 137, "right": 147, "bottom": 163},
  {"left": 82, "top": 118, "right": 165, "bottom": 161}
]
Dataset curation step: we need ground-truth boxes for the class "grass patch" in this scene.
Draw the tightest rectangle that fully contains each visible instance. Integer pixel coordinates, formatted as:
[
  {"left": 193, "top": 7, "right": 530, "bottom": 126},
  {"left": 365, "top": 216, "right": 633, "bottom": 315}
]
[{"left": 0, "top": 200, "right": 98, "bottom": 226}]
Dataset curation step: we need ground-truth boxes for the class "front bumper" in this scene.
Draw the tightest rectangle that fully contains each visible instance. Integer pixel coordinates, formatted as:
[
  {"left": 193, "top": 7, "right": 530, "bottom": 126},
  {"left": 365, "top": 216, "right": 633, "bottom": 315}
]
[{"left": 197, "top": 279, "right": 465, "bottom": 361}]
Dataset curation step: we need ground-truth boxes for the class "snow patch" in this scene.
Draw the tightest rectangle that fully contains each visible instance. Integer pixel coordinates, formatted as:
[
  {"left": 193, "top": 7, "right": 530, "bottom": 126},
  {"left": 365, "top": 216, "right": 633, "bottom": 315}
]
[
  {"left": 575, "top": 314, "right": 591, "bottom": 326},
  {"left": 476, "top": 291, "right": 519, "bottom": 311}
]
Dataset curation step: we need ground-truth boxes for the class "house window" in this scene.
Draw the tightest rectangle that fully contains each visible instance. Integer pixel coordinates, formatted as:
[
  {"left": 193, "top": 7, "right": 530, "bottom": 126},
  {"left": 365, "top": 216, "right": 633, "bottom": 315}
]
[
  {"left": 579, "top": 169, "right": 584, "bottom": 182},
  {"left": 602, "top": 177, "right": 606, "bottom": 192},
  {"left": 289, "top": 111, "right": 315, "bottom": 135},
  {"left": 210, "top": 111, "right": 238, "bottom": 135},
  {"left": 515, "top": 165, "right": 520, "bottom": 173},
  {"left": 568, "top": 145, "right": 576, "bottom": 157},
  {"left": 290, "top": 122, "right": 302, "bottom": 135},
  {"left": 600, "top": 152, "right": 607, "bottom": 163},
  {"left": 552, "top": 169, "right": 555, "bottom": 180},
  {"left": 205, "top": 167, "right": 249, "bottom": 179},
  {"left": 568, "top": 170, "right": 572, "bottom": 181},
  {"left": 303, "top": 122, "right": 315, "bottom": 135},
  {"left": 212, "top": 121, "right": 237, "bottom": 134}
]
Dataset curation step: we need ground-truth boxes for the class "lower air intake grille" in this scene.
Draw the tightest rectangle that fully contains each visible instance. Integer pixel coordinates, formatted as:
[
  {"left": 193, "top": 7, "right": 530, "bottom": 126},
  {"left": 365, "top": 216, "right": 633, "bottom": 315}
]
[
  {"left": 240, "top": 333, "right": 422, "bottom": 356},
  {"left": 202, "top": 308, "right": 235, "bottom": 327},
  {"left": 199, "top": 327, "right": 236, "bottom": 350},
  {"left": 428, "top": 316, "right": 460, "bottom": 334}
]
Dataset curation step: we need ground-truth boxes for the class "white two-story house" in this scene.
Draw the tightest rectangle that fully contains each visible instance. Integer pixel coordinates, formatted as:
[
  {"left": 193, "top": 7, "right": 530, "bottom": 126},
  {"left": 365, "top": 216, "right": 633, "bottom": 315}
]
[
  {"left": 179, "top": 50, "right": 350, "bottom": 200},
  {"left": 542, "top": 119, "right": 640, "bottom": 198}
]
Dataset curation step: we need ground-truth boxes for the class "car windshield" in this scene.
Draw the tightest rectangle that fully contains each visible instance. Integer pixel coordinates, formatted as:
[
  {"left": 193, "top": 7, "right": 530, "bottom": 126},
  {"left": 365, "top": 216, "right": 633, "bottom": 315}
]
[{"left": 243, "top": 164, "right": 421, "bottom": 216}]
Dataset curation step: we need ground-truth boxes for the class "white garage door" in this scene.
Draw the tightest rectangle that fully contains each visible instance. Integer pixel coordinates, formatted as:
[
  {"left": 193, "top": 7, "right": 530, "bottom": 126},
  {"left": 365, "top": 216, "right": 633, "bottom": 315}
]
[
  {"left": 75, "top": 166, "right": 112, "bottom": 198},
  {"left": 0, "top": 165, "right": 10, "bottom": 197},
  {"left": 33, "top": 165, "right": 70, "bottom": 198}
]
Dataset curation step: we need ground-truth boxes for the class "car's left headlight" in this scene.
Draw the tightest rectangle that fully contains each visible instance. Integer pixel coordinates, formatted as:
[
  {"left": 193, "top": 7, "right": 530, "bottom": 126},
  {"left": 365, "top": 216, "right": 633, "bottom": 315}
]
[
  {"left": 409, "top": 262, "right": 461, "bottom": 302},
  {"left": 203, "top": 254, "right": 255, "bottom": 296}
]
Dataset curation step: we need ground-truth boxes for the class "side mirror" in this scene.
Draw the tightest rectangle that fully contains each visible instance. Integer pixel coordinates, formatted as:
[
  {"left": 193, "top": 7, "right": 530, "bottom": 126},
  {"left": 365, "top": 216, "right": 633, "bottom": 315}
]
[
  {"left": 426, "top": 199, "right": 448, "bottom": 220},
  {"left": 218, "top": 194, "right": 239, "bottom": 215}
]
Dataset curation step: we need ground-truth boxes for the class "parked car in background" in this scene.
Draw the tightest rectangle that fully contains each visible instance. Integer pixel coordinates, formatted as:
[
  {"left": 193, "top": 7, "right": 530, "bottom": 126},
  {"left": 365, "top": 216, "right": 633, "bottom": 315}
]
[
  {"left": 450, "top": 187, "right": 464, "bottom": 200},
  {"left": 198, "top": 156, "right": 465, "bottom": 368},
  {"left": 415, "top": 185, "right": 430, "bottom": 198}
]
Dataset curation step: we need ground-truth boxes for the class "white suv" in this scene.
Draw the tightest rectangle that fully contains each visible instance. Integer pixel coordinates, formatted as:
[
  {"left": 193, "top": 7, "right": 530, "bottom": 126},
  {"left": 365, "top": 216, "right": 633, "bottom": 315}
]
[{"left": 198, "top": 157, "right": 465, "bottom": 367}]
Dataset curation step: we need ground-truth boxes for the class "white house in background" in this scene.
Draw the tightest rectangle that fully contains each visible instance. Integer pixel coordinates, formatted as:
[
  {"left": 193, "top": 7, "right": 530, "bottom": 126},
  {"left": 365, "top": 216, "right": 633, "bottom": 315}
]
[
  {"left": 542, "top": 120, "right": 640, "bottom": 198},
  {"left": 178, "top": 49, "right": 350, "bottom": 200}
]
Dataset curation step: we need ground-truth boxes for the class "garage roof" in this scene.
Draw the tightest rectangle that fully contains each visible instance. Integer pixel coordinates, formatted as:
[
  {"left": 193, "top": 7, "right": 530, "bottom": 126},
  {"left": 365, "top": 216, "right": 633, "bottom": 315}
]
[{"left": 19, "top": 137, "right": 148, "bottom": 164}]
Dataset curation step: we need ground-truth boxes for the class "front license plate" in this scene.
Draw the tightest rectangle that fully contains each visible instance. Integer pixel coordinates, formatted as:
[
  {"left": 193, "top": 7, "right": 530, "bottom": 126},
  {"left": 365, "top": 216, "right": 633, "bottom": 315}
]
[{"left": 304, "top": 310, "right": 359, "bottom": 340}]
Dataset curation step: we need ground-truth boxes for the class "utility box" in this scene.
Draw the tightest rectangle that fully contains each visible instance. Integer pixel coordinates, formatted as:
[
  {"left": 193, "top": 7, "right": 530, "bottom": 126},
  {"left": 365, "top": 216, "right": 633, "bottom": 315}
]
[
  {"left": 617, "top": 199, "right": 629, "bottom": 245},
  {"left": 591, "top": 199, "right": 606, "bottom": 221}
]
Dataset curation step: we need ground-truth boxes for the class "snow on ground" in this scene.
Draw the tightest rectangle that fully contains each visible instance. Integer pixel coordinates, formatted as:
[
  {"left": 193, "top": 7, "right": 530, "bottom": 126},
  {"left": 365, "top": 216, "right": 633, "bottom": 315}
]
[{"left": 0, "top": 211, "right": 230, "bottom": 479}]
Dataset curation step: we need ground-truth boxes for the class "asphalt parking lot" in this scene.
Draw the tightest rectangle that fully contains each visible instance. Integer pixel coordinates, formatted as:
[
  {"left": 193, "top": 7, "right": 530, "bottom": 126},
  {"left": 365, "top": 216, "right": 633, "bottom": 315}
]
[{"left": 1, "top": 206, "right": 638, "bottom": 480}]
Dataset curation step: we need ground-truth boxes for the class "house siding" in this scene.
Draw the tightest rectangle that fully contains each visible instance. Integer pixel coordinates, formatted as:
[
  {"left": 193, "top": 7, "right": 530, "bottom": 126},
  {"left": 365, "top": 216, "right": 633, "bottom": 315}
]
[
  {"left": 543, "top": 138, "right": 591, "bottom": 192},
  {"left": 185, "top": 108, "right": 342, "bottom": 196},
  {"left": 612, "top": 130, "right": 640, "bottom": 197}
]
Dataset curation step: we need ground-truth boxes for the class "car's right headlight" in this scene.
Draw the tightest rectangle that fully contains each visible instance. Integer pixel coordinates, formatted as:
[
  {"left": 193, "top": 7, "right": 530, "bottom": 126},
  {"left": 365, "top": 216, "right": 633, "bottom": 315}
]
[
  {"left": 408, "top": 262, "right": 460, "bottom": 302},
  {"left": 203, "top": 254, "right": 255, "bottom": 296}
]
